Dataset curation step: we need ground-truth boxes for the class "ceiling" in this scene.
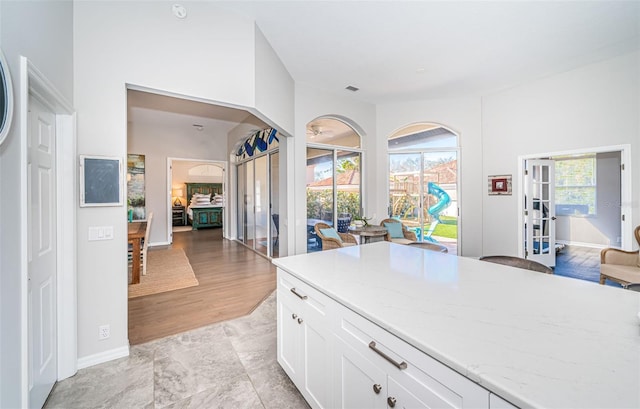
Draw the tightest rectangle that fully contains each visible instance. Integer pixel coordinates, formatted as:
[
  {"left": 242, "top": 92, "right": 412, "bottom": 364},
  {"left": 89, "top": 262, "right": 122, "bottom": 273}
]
[
  {"left": 218, "top": 0, "right": 639, "bottom": 104},
  {"left": 129, "top": 1, "right": 639, "bottom": 136}
]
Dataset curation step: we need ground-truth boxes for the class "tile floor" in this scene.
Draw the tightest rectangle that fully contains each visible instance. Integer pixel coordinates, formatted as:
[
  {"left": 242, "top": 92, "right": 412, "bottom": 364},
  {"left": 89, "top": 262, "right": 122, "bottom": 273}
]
[{"left": 44, "top": 292, "right": 310, "bottom": 409}]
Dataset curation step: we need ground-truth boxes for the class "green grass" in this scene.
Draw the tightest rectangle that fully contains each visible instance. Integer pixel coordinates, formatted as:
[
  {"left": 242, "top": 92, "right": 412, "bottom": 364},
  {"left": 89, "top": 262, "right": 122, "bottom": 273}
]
[{"left": 429, "top": 216, "right": 457, "bottom": 239}]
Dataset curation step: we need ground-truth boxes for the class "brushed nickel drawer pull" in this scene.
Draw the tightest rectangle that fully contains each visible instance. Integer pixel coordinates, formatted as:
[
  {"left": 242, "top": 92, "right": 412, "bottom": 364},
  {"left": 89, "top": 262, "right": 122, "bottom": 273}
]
[
  {"left": 368, "top": 341, "right": 408, "bottom": 370},
  {"left": 387, "top": 396, "right": 397, "bottom": 407},
  {"left": 290, "top": 288, "right": 308, "bottom": 300},
  {"left": 373, "top": 383, "right": 382, "bottom": 394},
  {"left": 291, "top": 313, "right": 297, "bottom": 320},
  {"left": 297, "top": 318, "right": 304, "bottom": 324}
]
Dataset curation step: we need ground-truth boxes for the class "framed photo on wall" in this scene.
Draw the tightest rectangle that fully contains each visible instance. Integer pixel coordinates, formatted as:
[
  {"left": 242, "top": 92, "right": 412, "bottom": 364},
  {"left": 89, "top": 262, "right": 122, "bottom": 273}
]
[
  {"left": 488, "top": 174, "right": 512, "bottom": 195},
  {"left": 79, "top": 155, "right": 123, "bottom": 206}
]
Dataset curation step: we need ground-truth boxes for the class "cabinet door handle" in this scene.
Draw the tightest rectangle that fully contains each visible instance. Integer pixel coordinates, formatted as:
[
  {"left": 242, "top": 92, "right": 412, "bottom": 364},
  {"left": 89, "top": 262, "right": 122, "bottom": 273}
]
[
  {"left": 368, "top": 341, "right": 408, "bottom": 370},
  {"left": 290, "top": 288, "right": 308, "bottom": 300},
  {"left": 372, "top": 384, "right": 382, "bottom": 394},
  {"left": 291, "top": 313, "right": 297, "bottom": 320},
  {"left": 297, "top": 318, "right": 304, "bottom": 324},
  {"left": 387, "top": 396, "right": 397, "bottom": 407}
]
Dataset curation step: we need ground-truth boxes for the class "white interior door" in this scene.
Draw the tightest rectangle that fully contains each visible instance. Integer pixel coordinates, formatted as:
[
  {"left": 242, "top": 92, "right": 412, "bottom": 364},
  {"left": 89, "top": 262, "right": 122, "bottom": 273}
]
[
  {"left": 524, "top": 159, "right": 556, "bottom": 267},
  {"left": 28, "top": 95, "right": 57, "bottom": 408}
]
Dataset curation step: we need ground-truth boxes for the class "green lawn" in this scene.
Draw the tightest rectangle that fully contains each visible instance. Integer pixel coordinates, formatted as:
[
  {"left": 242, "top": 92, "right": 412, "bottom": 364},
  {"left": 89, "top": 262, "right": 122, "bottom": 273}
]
[{"left": 430, "top": 216, "right": 457, "bottom": 239}]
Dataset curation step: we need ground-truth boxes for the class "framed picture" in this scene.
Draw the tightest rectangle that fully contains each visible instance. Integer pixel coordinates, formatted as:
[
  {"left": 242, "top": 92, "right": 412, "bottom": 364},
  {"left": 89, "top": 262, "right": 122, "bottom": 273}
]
[
  {"left": 79, "top": 155, "right": 123, "bottom": 207},
  {"left": 488, "top": 174, "right": 512, "bottom": 195}
]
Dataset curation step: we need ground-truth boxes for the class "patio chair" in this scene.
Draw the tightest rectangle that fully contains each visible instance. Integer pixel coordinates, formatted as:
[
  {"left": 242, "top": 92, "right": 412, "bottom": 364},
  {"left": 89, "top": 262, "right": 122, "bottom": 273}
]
[
  {"left": 380, "top": 218, "right": 417, "bottom": 245},
  {"left": 599, "top": 225, "right": 640, "bottom": 286},
  {"left": 624, "top": 283, "right": 640, "bottom": 292},
  {"left": 314, "top": 222, "right": 357, "bottom": 251},
  {"left": 479, "top": 255, "right": 553, "bottom": 274}
]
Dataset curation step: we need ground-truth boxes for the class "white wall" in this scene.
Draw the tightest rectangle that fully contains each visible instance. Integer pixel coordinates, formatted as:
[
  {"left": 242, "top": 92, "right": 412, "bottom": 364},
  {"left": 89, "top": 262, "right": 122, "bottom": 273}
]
[
  {"left": 74, "top": 1, "right": 292, "bottom": 362},
  {"left": 556, "top": 151, "right": 622, "bottom": 247},
  {"left": 377, "top": 98, "right": 484, "bottom": 257},
  {"left": 482, "top": 51, "right": 639, "bottom": 256},
  {"left": 0, "top": 1, "right": 73, "bottom": 407},
  {"left": 293, "top": 84, "right": 377, "bottom": 254},
  {"left": 128, "top": 114, "right": 228, "bottom": 244}
]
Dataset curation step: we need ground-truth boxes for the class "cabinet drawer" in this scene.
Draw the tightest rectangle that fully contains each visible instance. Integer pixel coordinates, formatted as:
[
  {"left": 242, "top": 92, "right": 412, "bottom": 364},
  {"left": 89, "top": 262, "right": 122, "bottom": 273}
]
[
  {"left": 277, "top": 269, "right": 332, "bottom": 322},
  {"left": 335, "top": 303, "right": 489, "bottom": 409}
]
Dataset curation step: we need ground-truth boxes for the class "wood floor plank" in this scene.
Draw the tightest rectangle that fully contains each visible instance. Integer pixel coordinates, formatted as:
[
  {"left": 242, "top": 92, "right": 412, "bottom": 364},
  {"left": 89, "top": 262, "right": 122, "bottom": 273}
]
[{"left": 128, "top": 228, "right": 276, "bottom": 345}]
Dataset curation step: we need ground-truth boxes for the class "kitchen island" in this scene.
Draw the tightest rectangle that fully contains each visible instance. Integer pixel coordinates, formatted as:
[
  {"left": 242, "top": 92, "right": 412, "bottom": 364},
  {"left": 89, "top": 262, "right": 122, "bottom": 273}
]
[{"left": 272, "top": 242, "right": 639, "bottom": 408}]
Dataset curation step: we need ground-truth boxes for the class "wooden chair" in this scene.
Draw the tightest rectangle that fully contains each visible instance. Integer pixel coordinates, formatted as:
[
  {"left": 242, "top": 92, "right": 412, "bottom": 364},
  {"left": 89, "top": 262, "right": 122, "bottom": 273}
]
[
  {"left": 599, "top": 225, "right": 640, "bottom": 286},
  {"left": 479, "top": 255, "right": 553, "bottom": 274},
  {"left": 314, "top": 222, "right": 357, "bottom": 251},
  {"left": 380, "top": 218, "right": 417, "bottom": 245},
  {"left": 140, "top": 212, "right": 153, "bottom": 275},
  {"left": 129, "top": 212, "right": 154, "bottom": 276}
]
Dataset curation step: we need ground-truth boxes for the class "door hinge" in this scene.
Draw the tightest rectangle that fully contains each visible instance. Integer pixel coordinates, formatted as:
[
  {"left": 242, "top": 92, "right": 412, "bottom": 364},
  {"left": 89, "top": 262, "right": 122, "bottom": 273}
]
[
  {"left": 621, "top": 163, "right": 625, "bottom": 171},
  {"left": 524, "top": 169, "right": 528, "bottom": 176},
  {"left": 524, "top": 210, "right": 528, "bottom": 216},
  {"left": 622, "top": 214, "right": 625, "bottom": 221}
]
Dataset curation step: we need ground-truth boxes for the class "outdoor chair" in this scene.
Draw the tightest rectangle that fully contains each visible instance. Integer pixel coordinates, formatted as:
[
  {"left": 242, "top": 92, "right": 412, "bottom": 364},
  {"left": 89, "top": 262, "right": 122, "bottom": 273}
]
[
  {"left": 599, "top": 225, "right": 640, "bottom": 286},
  {"left": 624, "top": 283, "right": 640, "bottom": 292},
  {"left": 314, "top": 222, "right": 357, "bottom": 251},
  {"left": 479, "top": 255, "right": 553, "bottom": 274},
  {"left": 380, "top": 218, "right": 417, "bottom": 245}
]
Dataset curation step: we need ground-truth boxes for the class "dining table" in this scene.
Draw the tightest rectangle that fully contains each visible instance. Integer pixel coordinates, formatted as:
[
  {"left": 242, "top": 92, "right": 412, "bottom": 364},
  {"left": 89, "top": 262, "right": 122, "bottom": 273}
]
[{"left": 127, "top": 221, "right": 147, "bottom": 284}]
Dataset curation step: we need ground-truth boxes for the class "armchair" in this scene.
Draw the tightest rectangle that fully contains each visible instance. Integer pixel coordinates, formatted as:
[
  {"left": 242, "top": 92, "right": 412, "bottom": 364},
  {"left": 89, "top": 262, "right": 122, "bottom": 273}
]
[
  {"left": 314, "top": 222, "right": 358, "bottom": 251},
  {"left": 599, "top": 225, "right": 640, "bottom": 286},
  {"left": 380, "top": 218, "right": 417, "bottom": 245}
]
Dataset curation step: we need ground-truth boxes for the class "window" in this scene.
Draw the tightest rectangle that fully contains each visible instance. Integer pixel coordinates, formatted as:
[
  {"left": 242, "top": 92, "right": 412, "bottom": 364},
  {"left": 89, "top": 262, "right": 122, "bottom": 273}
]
[{"left": 554, "top": 156, "right": 596, "bottom": 216}]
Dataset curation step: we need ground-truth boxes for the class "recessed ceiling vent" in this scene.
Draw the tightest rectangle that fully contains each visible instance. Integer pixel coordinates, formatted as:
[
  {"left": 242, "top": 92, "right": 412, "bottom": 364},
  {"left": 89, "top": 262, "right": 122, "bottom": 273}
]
[{"left": 345, "top": 85, "right": 359, "bottom": 92}]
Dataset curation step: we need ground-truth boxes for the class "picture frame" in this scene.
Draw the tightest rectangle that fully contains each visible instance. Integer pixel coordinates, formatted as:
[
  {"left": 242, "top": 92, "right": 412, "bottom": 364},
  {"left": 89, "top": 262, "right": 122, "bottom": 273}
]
[
  {"left": 79, "top": 155, "right": 123, "bottom": 207},
  {"left": 488, "top": 174, "right": 512, "bottom": 195}
]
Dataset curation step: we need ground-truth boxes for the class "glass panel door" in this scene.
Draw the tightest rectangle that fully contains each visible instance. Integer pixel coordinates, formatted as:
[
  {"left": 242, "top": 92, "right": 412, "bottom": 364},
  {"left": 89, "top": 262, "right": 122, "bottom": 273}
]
[
  {"left": 254, "top": 155, "right": 268, "bottom": 256},
  {"left": 423, "top": 151, "right": 457, "bottom": 254},
  {"left": 389, "top": 153, "right": 421, "bottom": 233},
  {"left": 336, "top": 151, "right": 361, "bottom": 232},
  {"left": 306, "top": 148, "right": 334, "bottom": 252},
  {"left": 236, "top": 163, "right": 245, "bottom": 244},
  {"left": 270, "top": 152, "right": 280, "bottom": 258},
  {"left": 244, "top": 160, "right": 254, "bottom": 248}
]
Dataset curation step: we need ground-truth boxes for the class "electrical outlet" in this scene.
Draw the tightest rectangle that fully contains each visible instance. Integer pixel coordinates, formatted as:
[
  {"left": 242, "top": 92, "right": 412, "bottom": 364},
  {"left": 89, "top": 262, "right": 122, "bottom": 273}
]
[{"left": 99, "top": 325, "right": 110, "bottom": 340}]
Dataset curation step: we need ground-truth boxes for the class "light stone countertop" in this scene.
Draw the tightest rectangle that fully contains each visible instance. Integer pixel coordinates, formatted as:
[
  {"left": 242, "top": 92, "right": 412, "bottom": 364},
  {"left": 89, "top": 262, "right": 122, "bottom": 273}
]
[{"left": 272, "top": 242, "right": 640, "bottom": 409}]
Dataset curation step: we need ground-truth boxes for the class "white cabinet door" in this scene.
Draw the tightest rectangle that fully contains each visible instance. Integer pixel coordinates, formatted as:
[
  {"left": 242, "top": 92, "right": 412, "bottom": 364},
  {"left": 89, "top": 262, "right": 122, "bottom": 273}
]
[
  {"left": 277, "top": 289, "right": 302, "bottom": 382},
  {"left": 277, "top": 269, "right": 333, "bottom": 409},
  {"left": 334, "top": 336, "right": 387, "bottom": 409}
]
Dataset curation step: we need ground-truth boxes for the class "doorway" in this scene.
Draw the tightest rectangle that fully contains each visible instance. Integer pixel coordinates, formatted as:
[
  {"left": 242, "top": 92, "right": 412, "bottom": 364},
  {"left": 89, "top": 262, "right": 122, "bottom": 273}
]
[
  {"left": 21, "top": 57, "right": 77, "bottom": 408},
  {"left": 167, "top": 158, "right": 226, "bottom": 242},
  {"left": 520, "top": 145, "right": 630, "bottom": 272}
]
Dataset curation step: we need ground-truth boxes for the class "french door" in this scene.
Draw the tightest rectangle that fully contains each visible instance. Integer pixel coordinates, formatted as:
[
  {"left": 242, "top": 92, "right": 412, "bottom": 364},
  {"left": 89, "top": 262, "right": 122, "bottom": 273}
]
[{"left": 524, "top": 160, "right": 556, "bottom": 267}]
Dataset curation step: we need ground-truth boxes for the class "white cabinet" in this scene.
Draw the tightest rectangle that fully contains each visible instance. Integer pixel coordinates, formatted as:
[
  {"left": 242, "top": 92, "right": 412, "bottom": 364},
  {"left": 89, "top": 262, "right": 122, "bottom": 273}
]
[
  {"left": 334, "top": 303, "right": 489, "bottom": 409},
  {"left": 277, "top": 268, "right": 496, "bottom": 409},
  {"left": 276, "top": 270, "right": 332, "bottom": 409}
]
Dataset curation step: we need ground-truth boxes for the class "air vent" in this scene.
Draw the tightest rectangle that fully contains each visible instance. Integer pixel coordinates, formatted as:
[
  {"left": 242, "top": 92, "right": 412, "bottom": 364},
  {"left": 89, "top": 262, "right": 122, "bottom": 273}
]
[{"left": 345, "top": 85, "right": 359, "bottom": 92}]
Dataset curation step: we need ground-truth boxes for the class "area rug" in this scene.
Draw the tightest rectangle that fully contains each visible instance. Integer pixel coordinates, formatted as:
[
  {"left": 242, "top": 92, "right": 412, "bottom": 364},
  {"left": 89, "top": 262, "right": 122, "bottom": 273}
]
[{"left": 128, "top": 248, "right": 199, "bottom": 298}]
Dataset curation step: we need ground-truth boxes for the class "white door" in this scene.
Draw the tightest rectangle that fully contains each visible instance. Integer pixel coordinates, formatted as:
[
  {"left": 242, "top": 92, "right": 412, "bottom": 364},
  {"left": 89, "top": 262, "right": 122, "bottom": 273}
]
[
  {"left": 524, "top": 160, "right": 556, "bottom": 267},
  {"left": 28, "top": 95, "right": 57, "bottom": 408}
]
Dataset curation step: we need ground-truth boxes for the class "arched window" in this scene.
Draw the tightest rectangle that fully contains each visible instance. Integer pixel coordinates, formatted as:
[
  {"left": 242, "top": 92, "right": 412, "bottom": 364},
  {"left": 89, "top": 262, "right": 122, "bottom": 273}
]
[
  {"left": 388, "top": 123, "right": 459, "bottom": 254},
  {"left": 306, "top": 117, "right": 362, "bottom": 252}
]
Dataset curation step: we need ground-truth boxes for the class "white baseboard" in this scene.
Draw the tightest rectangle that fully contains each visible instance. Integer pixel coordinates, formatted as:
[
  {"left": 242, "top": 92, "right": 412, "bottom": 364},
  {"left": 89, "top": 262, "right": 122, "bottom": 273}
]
[
  {"left": 557, "top": 240, "right": 607, "bottom": 250},
  {"left": 77, "top": 345, "right": 129, "bottom": 370}
]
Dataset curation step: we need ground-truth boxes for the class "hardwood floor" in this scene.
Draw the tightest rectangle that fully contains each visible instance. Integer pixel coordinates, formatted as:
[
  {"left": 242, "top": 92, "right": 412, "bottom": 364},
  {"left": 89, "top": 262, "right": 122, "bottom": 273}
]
[{"left": 128, "top": 228, "right": 276, "bottom": 345}]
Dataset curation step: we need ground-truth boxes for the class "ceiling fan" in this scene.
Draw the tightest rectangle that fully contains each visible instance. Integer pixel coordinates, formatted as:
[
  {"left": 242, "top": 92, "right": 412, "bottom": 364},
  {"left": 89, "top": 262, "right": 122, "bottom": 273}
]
[{"left": 306, "top": 125, "right": 333, "bottom": 138}]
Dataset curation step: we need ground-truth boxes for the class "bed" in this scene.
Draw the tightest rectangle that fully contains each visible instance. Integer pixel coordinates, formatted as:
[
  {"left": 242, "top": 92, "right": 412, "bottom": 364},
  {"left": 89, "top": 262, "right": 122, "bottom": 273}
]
[{"left": 185, "top": 183, "right": 224, "bottom": 230}]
